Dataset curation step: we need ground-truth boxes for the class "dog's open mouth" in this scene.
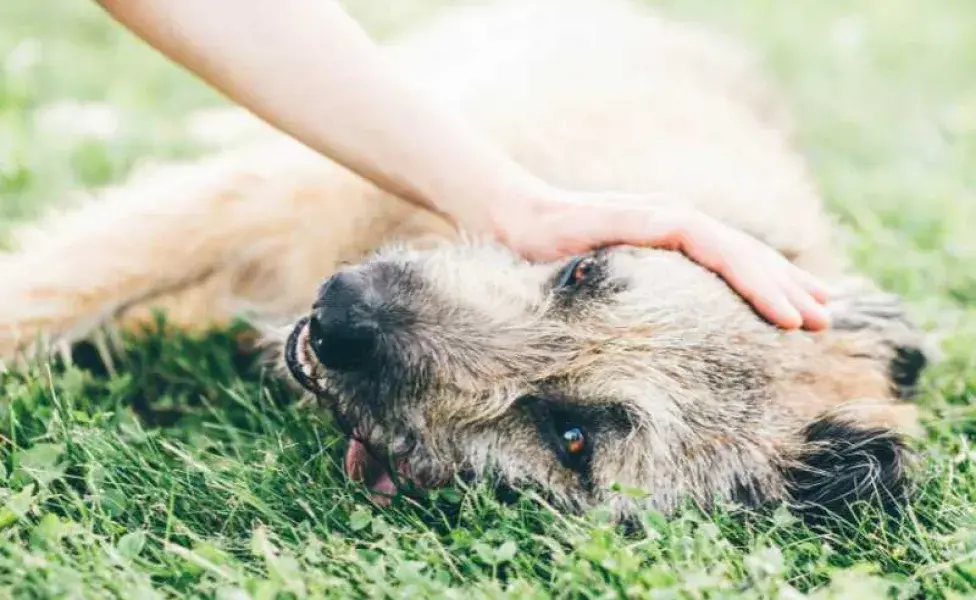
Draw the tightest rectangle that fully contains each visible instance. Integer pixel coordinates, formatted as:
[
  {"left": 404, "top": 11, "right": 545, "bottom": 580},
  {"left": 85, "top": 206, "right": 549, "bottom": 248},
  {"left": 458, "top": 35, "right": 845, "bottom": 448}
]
[
  {"left": 285, "top": 317, "right": 429, "bottom": 505},
  {"left": 344, "top": 432, "right": 423, "bottom": 506},
  {"left": 284, "top": 316, "right": 321, "bottom": 393}
]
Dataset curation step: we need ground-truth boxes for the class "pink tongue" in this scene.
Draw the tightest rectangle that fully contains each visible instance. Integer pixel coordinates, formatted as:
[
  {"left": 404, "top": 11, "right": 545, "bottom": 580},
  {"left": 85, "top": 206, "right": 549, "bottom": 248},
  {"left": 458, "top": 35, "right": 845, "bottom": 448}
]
[{"left": 345, "top": 438, "right": 398, "bottom": 505}]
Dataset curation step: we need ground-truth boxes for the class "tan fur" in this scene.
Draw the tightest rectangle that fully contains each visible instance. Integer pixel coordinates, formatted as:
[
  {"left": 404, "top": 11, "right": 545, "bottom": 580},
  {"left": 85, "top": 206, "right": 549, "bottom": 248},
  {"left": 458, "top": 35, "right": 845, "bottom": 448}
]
[
  {"left": 0, "top": 0, "right": 837, "bottom": 356},
  {"left": 0, "top": 0, "right": 926, "bottom": 517}
]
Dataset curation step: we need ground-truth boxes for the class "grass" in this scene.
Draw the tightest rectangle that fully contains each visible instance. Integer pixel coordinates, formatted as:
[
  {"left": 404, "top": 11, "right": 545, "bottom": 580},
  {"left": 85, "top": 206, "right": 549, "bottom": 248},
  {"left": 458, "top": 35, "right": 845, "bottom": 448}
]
[{"left": 1, "top": 0, "right": 975, "bottom": 597}]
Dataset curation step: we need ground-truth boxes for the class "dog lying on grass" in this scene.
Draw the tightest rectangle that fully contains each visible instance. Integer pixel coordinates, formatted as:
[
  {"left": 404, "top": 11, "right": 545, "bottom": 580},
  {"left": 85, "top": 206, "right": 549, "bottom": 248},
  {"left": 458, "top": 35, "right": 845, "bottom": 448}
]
[{"left": 0, "top": 0, "right": 928, "bottom": 520}]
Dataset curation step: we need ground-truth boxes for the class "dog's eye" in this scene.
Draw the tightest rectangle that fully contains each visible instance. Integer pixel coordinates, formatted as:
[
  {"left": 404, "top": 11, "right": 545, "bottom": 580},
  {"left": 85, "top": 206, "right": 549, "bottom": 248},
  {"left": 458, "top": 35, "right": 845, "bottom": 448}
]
[
  {"left": 562, "top": 427, "right": 586, "bottom": 455},
  {"left": 556, "top": 255, "right": 596, "bottom": 289},
  {"left": 516, "top": 394, "right": 600, "bottom": 473}
]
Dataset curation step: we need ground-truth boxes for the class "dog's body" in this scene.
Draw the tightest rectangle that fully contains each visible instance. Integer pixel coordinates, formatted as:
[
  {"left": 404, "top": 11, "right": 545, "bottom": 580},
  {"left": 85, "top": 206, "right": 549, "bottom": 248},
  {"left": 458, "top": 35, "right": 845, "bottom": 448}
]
[{"left": 1, "top": 0, "right": 927, "bottom": 518}]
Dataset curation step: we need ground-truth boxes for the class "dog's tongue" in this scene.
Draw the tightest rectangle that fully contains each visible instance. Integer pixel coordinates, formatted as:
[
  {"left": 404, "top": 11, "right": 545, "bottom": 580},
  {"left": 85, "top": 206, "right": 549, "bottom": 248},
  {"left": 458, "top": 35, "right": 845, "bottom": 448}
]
[{"left": 344, "top": 438, "right": 397, "bottom": 505}]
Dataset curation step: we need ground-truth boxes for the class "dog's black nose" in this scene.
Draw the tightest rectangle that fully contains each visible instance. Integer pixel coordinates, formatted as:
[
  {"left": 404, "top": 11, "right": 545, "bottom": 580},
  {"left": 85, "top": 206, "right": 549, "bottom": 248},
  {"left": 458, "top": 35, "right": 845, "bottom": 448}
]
[{"left": 308, "top": 270, "right": 381, "bottom": 372}]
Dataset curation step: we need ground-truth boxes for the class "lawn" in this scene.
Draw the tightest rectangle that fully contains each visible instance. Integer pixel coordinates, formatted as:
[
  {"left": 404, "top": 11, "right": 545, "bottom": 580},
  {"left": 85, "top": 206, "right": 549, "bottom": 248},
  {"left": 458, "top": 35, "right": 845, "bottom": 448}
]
[{"left": 1, "top": 0, "right": 975, "bottom": 598}]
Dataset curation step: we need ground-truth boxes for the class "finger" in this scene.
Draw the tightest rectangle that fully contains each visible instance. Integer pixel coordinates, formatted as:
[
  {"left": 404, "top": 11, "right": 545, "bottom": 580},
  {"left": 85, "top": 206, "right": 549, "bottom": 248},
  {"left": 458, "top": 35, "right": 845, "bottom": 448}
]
[
  {"left": 615, "top": 211, "right": 806, "bottom": 330},
  {"left": 738, "top": 234, "right": 833, "bottom": 309},
  {"left": 787, "top": 264, "right": 833, "bottom": 305},
  {"left": 721, "top": 262, "right": 804, "bottom": 330},
  {"left": 672, "top": 225, "right": 805, "bottom": 329},
  {"left": 782, "top": 278, "right": 831, "bottom": 331}
]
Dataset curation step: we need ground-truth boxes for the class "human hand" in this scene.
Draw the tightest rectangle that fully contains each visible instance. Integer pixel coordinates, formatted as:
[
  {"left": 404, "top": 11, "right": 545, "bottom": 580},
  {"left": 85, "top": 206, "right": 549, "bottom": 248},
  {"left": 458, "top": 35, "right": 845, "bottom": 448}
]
[{"left": 492, "top": 190, "right": 831, "bottom": 331}]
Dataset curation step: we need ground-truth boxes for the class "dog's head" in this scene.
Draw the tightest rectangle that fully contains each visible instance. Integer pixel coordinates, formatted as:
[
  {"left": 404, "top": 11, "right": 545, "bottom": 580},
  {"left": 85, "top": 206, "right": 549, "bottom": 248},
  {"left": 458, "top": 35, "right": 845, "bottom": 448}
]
[{"left": 284, "top": 241, "right": 920, "bottom": 519}]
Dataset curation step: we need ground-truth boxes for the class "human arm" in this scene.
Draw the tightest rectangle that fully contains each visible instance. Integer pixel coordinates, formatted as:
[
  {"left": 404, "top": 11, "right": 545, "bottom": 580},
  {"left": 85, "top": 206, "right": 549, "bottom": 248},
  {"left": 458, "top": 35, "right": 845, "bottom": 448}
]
[{"left": 93, "top": 0, "right": 829, "bottom": 330}]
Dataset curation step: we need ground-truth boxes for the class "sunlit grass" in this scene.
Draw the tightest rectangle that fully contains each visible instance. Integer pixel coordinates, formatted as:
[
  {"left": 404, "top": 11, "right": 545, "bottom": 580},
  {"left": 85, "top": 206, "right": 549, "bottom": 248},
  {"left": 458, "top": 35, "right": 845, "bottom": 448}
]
[{"left": 1, "top": 0, "right": 975, "bottom": 597}]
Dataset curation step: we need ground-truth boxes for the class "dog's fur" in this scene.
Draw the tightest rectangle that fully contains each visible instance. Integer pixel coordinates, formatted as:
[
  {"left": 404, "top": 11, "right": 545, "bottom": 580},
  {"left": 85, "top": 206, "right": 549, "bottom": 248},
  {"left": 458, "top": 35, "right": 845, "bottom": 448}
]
[{"left": 1, "top": 0, "right": 928, "bottom": 519}]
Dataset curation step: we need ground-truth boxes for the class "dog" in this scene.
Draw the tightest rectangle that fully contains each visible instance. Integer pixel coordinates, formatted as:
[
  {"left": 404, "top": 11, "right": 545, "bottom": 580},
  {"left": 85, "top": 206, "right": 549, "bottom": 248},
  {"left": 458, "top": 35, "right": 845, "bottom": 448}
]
[{"left": 0, "top": 0, "right": 928, "bottom": 520}]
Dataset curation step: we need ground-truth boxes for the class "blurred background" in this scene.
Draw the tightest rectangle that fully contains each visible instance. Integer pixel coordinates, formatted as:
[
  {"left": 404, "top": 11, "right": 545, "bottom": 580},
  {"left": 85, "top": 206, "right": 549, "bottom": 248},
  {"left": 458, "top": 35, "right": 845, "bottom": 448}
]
[{"left": 0, "top": 0, "right": 974, "bottom": 365}]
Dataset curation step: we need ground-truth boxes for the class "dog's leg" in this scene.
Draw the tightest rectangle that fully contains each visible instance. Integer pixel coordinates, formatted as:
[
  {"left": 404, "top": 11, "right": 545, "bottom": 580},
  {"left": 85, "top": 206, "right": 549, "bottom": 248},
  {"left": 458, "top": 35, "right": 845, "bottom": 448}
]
[
  {"left": 0, "top": 144, "right": 453, "bottom": 364},
  {"left": 0, "top": 151, "right": 310, "bottom": 361}
]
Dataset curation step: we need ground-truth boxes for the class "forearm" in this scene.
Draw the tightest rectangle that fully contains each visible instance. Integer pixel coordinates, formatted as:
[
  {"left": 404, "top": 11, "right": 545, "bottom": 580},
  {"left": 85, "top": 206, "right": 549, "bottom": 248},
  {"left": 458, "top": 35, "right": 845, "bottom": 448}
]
[{"left": 94, "top": 0, "right": 547, "bottom": 230}]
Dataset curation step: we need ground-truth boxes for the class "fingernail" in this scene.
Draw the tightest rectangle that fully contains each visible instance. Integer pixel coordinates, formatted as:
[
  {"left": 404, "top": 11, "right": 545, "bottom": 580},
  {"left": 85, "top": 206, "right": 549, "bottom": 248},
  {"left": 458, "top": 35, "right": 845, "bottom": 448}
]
[
  {"left": 806, "top": 306, "right": 831, "bottom": 330},
  {"left": 779, "top": 306, "right": 803, "bottom": 330}
]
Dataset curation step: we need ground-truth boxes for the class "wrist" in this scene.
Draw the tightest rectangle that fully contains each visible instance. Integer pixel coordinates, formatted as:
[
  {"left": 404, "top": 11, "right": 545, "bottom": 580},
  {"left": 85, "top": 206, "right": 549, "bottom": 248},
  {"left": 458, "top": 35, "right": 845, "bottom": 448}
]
[
  {"left": 484, "top": 183, "right": 563, "bottom": 248},
  {"left": 423, "top": 169, "right": 554, "bottom": 239}
]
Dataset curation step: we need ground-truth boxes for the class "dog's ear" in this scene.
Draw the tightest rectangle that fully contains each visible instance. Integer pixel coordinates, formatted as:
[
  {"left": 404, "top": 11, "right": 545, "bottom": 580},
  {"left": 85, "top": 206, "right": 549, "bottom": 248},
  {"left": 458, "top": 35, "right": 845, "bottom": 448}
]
[
  {"left": 784, "top": 417, "right": 911, "bottom": 520},
  {"left": 825, "top": 279, "right": 935, "bottom": 399}
]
